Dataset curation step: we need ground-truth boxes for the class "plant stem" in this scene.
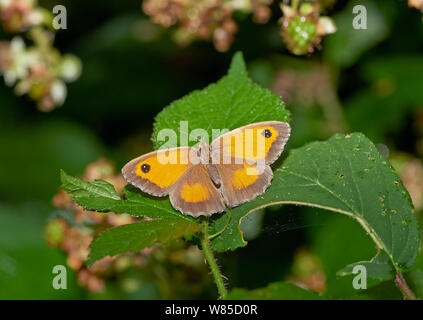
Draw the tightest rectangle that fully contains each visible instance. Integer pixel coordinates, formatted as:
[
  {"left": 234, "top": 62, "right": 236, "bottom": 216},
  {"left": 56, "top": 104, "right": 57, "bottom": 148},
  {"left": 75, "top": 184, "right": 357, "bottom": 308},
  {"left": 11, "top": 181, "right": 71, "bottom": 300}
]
[
  {"left": 395, "top": 271, "right": 416, "bottom": 300},
  {"left": 201, "top": 220, "right": 228, "bottom": 299}
]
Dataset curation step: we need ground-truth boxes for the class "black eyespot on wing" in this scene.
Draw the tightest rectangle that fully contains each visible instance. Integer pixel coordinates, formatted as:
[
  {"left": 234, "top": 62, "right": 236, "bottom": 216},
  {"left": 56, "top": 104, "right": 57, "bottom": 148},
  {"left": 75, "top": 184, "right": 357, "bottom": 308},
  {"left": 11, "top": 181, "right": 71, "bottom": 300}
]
[
  {"left": 263, "top": 129, "right": 272, "bottom": 138},
  {"left": 141, "top": 163, "right": 150, "bottom": 173}
]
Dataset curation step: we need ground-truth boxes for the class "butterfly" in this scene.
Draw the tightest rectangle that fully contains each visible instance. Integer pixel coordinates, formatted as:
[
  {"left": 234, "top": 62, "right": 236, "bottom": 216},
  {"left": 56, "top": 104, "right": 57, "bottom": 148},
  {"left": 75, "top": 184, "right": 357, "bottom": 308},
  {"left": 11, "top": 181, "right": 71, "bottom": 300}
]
[{"left": 122, "top": 121, "right": 291, "bottom": 217}]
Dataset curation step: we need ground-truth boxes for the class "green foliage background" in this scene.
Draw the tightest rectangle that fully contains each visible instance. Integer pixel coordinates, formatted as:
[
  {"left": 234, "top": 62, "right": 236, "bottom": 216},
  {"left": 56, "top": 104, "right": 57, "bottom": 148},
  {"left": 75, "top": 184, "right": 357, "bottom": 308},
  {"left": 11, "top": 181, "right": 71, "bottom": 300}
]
[{"left": 1, "top": 0, "right": 423, "bottom": 299}]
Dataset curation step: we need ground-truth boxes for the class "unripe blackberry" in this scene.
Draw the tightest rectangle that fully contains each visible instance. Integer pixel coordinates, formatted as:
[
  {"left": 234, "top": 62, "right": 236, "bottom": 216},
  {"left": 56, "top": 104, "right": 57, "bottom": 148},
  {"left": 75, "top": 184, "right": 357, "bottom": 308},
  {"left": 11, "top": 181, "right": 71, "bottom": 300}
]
[{"left": 280, "top": 3, "right": 335, "bottom": 56}]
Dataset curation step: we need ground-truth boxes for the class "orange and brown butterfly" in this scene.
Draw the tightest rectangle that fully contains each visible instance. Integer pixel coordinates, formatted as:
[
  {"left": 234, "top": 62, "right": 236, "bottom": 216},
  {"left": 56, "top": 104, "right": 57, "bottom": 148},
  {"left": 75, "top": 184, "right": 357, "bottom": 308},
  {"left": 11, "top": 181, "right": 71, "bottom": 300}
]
[{"left": 122, "top": 121, "right": 291, "bottom": 217}]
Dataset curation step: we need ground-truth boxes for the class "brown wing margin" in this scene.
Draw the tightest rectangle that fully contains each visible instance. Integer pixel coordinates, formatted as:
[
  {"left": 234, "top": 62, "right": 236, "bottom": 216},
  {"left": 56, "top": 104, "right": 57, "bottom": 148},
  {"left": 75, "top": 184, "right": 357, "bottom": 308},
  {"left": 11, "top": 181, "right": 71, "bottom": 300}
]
[{"left": 262, "top": 121, "right": 291, "bottom": 165}]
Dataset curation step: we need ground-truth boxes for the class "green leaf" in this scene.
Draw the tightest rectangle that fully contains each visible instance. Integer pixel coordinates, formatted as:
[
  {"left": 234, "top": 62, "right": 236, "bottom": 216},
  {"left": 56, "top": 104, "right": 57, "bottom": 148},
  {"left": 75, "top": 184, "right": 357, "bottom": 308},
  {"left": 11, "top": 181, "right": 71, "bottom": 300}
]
[
  {"left": 87, "top": 219, "right": 201, "bottom": 266},
  {"left": 60, "top": 170, "right": 196, "bottom": 222},
  {"left": 152, "top": 52, "right": 290, "bottom": 149},
  {"left": 225, "top": 282, "right": 323, "bottom": 300},
  {"left": 61, "top": 169, "right": 120, "bottom": 201},
  {"left": 210, "top": 133, "right": 419, "bottom": 275}
]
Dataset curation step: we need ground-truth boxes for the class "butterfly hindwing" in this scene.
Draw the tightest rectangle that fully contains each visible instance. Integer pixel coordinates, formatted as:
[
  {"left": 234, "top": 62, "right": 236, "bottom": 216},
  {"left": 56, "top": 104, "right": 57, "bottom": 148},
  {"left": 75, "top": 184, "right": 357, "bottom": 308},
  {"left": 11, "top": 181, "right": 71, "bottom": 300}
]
[
  {"left": 215, "top": 161, "right": 273, "bottom": 208},
  {"left": 170, "top": 164, "right": 226, "bottom": 217}
]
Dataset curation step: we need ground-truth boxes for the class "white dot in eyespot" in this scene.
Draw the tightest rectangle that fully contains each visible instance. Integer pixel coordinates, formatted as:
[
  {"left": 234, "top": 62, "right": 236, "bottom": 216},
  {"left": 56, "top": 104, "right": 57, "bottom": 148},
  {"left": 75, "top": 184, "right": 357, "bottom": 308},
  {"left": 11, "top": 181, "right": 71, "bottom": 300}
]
[{"left": 375, "top": 143, "right": 390, "bottom": 159}]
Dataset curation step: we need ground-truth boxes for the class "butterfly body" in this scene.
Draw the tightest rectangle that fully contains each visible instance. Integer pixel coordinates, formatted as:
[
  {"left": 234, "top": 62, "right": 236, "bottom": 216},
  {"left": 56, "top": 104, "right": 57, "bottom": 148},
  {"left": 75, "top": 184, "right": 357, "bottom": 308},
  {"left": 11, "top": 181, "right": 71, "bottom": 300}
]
[{"left": 122, "top": 121, "right": 290, "bottom": 217}]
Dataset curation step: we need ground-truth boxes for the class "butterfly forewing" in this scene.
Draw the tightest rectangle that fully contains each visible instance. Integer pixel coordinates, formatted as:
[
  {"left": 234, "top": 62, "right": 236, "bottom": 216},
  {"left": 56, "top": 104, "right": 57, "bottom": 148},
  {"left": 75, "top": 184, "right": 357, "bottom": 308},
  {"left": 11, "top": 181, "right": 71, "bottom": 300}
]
[
  {"left": 121, "top": 147, "right": 193, "bottom": 196},
  {"left": 210, "top": 121, "right": 291, "bottom": 166},
  {"left": 210, "top": 121, "right": 290, "bottom": 208}
]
